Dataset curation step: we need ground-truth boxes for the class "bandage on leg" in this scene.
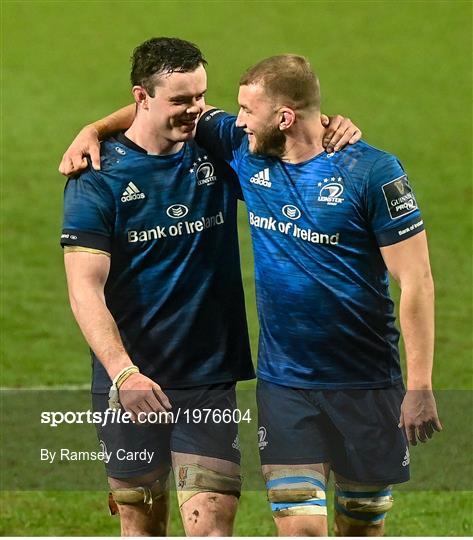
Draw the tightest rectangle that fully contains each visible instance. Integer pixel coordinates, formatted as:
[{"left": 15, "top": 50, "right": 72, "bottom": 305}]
[
  {"left": 335, "top": 483, "right": 393, "bottom": 526},
  {"left": 175, "top": 464, "right": 242, "bottom": 507},
  {"left": 266, "top": 468, "right": 327, "bottom": 517},
  {"left": 109, "top": 474, "right": 169, "bottom": 515}
]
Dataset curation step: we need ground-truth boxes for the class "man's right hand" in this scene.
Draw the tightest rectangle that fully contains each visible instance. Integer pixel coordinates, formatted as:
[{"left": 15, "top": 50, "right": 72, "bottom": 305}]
[
  {"left": 59, "top": 124, "right": 101, "bottom": 176},
  {"left": 118, "top": 372, "right": 172, "bottom": 424}
]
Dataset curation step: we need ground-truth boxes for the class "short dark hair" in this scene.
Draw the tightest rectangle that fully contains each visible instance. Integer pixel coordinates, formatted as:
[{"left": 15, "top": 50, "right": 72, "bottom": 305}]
[
  {"left": 239, "top": 54, "right": 320, "bottom": 112},
  {"left": 131, "top": 37, "right": 207, "bottom": 96}
]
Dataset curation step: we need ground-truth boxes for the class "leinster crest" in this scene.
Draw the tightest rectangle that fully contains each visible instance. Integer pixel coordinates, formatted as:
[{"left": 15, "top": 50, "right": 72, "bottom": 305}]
[{"left": 191, "top": 156, "right": 218, "bottom": 186}]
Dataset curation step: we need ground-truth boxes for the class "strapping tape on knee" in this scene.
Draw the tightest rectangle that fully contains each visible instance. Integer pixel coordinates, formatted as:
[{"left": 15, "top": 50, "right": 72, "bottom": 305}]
[
  {"left": 175, "top": 464, "right": 241, "bottom": 507},
  {"left": 335, "top": 483, "right": 393, "bottom": 525},
  {"left": 266, "top": 469, "right": 327, "bottom": 517},
  {"left": 109, "top": 474, "right": 169, "bottom": 515}
]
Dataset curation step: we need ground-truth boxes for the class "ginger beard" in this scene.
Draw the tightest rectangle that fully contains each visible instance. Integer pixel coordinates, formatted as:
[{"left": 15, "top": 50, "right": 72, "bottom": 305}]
[{"left": 251, "top": 123, "right": 286, "bottom": 157}]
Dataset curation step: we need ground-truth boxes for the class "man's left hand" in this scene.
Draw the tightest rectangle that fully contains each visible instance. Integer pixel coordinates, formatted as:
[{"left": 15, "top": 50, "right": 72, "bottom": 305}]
[
  {"left": 321, "top": 114, "right": 362, "bottom": 153},
  {"left": 399, "top": 389, "right": 442, "bottom": 445}
]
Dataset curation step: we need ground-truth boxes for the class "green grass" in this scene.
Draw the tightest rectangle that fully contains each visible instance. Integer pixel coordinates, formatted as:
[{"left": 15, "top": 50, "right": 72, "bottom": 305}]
[
  {"left": 1, "top": 0, "right": 472, "bottom": 535},
  {"left": 1, "top": 490, "right": 471, "bottom": 536}
]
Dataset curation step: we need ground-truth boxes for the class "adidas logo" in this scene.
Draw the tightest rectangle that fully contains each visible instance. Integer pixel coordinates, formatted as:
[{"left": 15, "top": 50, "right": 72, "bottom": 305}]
[
  {"left": 402, "top": 447, "right": 410, "bottom": 467},
  {"left": 250, "top": 168, "right": 271, "bottom": 188},
  {"left": 232, "top": 435, "right": 240, "bottom": 451},
  {"left": 121, "top": 181, "right": 146, "bottom": 203}
]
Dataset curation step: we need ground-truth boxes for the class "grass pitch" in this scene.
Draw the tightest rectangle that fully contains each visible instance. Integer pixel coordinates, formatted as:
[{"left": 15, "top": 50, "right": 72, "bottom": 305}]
[{"left": 1, "top": 0, "right": 472, "bottom": 535}]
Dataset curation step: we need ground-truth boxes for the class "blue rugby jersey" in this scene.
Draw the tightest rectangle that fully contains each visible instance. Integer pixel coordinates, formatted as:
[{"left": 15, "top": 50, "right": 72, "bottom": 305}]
[
  {"left": 197, "top": 110, "right": 425, "bottom": 389},
  {"left": 61, "top": 133, "right": 254, "bottom": 392}
]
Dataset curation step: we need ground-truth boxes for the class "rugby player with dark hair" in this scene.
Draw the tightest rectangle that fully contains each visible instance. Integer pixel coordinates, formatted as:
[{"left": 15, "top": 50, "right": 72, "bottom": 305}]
[{"left": 62, "top": 37, "right": 253, "bottom": 537}]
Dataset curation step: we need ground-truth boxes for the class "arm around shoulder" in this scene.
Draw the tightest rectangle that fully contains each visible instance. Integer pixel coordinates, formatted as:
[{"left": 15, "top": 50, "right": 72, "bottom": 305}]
[{"left": 59, "top": 104, "right": 135, "bottom": 176}]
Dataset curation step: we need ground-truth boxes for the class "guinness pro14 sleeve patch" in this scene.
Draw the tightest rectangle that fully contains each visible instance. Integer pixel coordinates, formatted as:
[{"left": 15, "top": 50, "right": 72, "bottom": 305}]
[{"left": 381, "top": 175, "right": 418, "bottom": 220}]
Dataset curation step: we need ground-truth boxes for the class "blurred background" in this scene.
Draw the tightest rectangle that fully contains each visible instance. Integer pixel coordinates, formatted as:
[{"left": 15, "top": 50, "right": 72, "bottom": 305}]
[{"left": 1, "top": 0, "right": 471, "bottom": 535}]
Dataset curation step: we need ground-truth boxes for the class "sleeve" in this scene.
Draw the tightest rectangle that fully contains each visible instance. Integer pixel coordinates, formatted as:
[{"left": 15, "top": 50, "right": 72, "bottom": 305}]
[
  {"left": 223, "top": 161, "right": 244, "bottom": 201},
  {"left": 61, "top": 170, "right": 115, "bottom": 254},
  {"left": 366, "top": 154, "right": 424, "bottom": 247},
  {"left": 196, "top": 109, "right": 246, "bottom": 167}
]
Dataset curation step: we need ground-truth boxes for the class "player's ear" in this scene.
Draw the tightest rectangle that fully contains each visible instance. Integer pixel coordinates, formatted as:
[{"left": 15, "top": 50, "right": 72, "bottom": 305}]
[
  {"left": 132, "top": 86, "right": 149, "bottom": 109},
  {"left": 279, "top": 107, "right": 295, "bottom": 131}
]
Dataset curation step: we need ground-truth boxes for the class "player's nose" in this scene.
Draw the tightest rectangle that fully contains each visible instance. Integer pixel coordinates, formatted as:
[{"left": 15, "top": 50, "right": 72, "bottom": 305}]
[
  {"left": 186, "top": 98, "right": 202, "bottom": 116},
  {"left": 186, "top": 105, "right": 200, "bottom": 116},
  {"left": 235, "top": 109, "right": 246, "bottom": 128}
]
